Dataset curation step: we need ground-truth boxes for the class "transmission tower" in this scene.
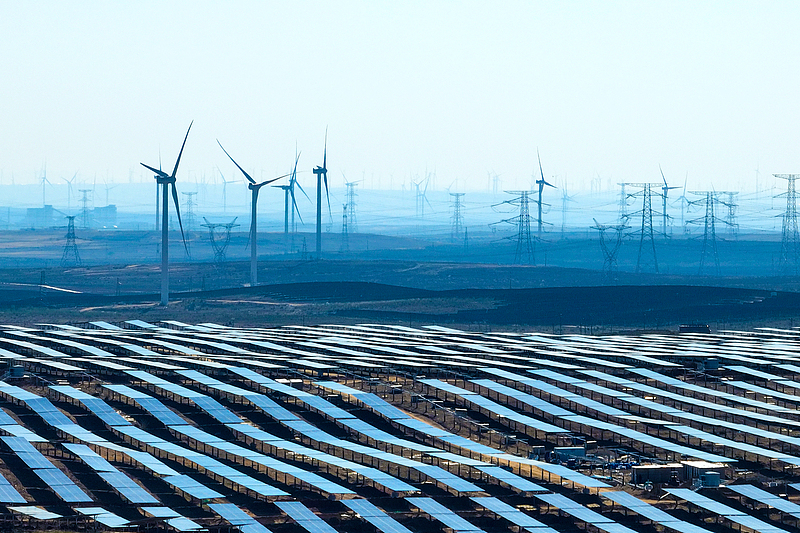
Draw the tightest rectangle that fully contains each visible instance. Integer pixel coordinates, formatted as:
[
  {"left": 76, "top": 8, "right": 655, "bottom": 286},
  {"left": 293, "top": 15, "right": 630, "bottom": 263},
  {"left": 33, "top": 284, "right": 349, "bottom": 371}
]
[
  {"left": 626, "top": 183, "right": 661, "bottom": 273},
  {"left": 301, "top": 237, "right": 309, "bottom": 261},
  {"left": 61, "top": 216, "right": 81, "bottom": 267},
  {"left": 722, "top": 191, "right": 739, "bottom": 236},
  {"left": 591, "top": 218, "right": 626, "bottom": 283},
  {"left": 79, "top": 189, "right": 92, "bottom": 229},
  {"left": 494, "top": 191, "right": 534, "bottom": 264},
  {"left": 181, "top": 192, "right": 197, "bottom": 231},
  {"left": 345, "top": 182, "right": 358, "bottom": 233},
  {"left": 776, "top": 174, "right": 800, "bottom": 274},
  {"left": 202, "top": 217, "right": 239, "bottom": 263},
  {"left": 560, "top": 184, "right": 576, "bottom": 237},
  {"left": 340, "top": 204, "right": 349, "bottom": 253},
  {"left": 687, "top": 191, "right": 730, "bottom": 276},
  {"left": 464, "top": 227, "right": 469, "bottom": 251},
  {"left": 450, "top": 193, "right": 464, "bottom": 242},
  {"left": 617, "top": 183, "right": 629, "bottom": 224}
]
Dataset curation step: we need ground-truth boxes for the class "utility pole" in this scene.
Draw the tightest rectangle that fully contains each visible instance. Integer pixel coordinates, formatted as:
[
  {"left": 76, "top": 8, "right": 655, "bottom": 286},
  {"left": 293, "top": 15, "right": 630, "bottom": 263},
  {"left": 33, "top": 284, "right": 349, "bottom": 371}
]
[
  {"left": 61, "top": 216, "right": 81, "bottom": 267},
  {"left": 775, "top": 174, "right": 800, "bottom": 274},
  {"left": 450, "top": 193, "right": 464, "bottom": 243}
]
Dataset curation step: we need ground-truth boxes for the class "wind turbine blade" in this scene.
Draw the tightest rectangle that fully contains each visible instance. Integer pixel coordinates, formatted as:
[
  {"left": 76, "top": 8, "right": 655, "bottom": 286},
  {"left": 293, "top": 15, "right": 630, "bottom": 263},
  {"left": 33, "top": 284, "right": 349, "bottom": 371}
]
[
  {"left": 324, "top": 173, "right": 331, "bottom": 214},
  {"left": 171, "top": 121, "right": 193, "bottom": 179},
  {"left": 290, "top": 188, "right": 304, "bottom": 224},
  {"left": 257, "top": 173, "right": 291, "bottom": 187},
  {"left": 141, "top": 163, "right": 169, "bottom": 178},
  {"left": 537, "top": 148, "right": 545, "bottom": 182},
  {"left": 171, "top": 182, "right": 188, "bottom": 253},
  {"left": 543, "top": 179, "right": 556, "bottom": 189},
  {"left": 659, "top": 164, "right": 667, "bottom": 188},
  {"left": 217, "top": 140, "right": 255, "bottom": 184},
  {"left": 295, "top": 180, "right": 311, "bottom": 202},
  {"left": 292, "top": 151, "right": 301, "bottom": 181},
  {"left": 323, "top": 127, "right": 327, "bottom": 170}
]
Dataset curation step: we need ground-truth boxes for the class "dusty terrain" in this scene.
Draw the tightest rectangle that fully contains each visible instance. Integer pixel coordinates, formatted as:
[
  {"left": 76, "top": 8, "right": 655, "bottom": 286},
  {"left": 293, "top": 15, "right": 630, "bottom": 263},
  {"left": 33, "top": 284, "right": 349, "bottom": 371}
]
[{"left": 0, "top": 228, "right": 797, "bottom": 331}]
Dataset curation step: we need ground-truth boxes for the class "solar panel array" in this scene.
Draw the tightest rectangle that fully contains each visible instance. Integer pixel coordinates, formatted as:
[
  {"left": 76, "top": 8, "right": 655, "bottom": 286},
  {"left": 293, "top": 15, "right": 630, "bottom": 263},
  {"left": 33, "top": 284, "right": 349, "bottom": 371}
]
[{"left": 0, "top": 321, "right": 799, "bottom": 532}]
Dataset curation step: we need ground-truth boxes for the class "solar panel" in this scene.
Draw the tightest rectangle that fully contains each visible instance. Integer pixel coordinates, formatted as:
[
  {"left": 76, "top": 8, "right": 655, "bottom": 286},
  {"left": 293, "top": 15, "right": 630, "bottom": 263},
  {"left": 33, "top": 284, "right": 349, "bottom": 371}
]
[
  {"left": 8, "top": 506, "right": 61, "bottom": 519},
  {"left": 342, "top": 499, "right": 415, "bottom": 533},
  {"left": 274, "top": 501, "right": 338, "bottom": 533},
  {"left": 408, "top": 497, "right": 485, "bottom": 532},
  {"left": 97, "top": 471, "right": 158, "bottom": 504},
  {"left": 470, "top": 497, "right": 550, "bottom": 529}
]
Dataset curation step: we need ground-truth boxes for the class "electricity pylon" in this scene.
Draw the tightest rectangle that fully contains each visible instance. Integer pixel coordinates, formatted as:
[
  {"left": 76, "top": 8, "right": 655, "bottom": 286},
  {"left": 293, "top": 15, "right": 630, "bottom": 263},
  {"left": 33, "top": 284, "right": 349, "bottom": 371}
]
[
  {"left": 775, "top": 174, "right": 800, "bottom": 274},
  {"left": 450, "top": 192, "right": 464, "bottom": 242},
  {"left": 617, "top": 183, "right": 630, "bottom": 224},
  {"left": 61, "top": 216, "right": 81, "bottom": 267},
  {"left": 722, "top": 191, "right": 739, "bottom": 236},
  {"left": 202, "top": 217, "right": 239, "bottom": 263},
  {"left": 591, "top": 218, "right": 626, "bottom": 283},
  {"left": 494, "top": 191, "right": 534, "bottom": 264},
  {"left": 340, "top": 204, "right": 349, "bottom": 253},
  {"left": 345, "top": 181, "right": 359, "bottom": 233},
  {"left": 625, "top": 183, "right": 662, "bottom": 274},
  {"left": 687, "top": 191, "right": 731, "bottom": 276},
  {"left": 79, "top": 189, "right": 92, "bottom": 229}
]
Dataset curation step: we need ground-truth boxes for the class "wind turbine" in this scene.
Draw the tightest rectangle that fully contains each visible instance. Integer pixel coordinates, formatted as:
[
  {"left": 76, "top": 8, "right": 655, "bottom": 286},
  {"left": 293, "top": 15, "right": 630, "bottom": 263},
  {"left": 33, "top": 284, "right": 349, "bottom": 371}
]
[
  {"left": 217, "top": 140, "right": 288, "bottom": 286},
  {"left": 659, "top": 165, "right": 680, "bottom": 236},
  {"left": 216, "top": 167, "right": 239, "bottom": 214},
  {"left": 102, "top": 178, "right": 118, "bottom": 206},
  {"left": 273, "top": 151, "right": 302, "bottom": 235},
  {"left": 535, "top": 150, "right": 556, "bottom": 239},
  {"left": 62, "top": 172, "right": 77, "bottom": 211},
  {"left": 40, "top": 164, "right": 52, "bottom": 207},
  {"left": 140, "top": 122, "right": 192, "bottom": 306},
  {"left": 312, "top": 129, "right": 331, "bottom": 259}
]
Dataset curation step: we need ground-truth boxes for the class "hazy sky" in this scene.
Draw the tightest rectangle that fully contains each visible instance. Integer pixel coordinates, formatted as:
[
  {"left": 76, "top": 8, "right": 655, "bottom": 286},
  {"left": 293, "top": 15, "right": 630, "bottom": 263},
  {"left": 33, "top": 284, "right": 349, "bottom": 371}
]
[{"left": 2, "top": 1, "right": 800, "bottom": 193}]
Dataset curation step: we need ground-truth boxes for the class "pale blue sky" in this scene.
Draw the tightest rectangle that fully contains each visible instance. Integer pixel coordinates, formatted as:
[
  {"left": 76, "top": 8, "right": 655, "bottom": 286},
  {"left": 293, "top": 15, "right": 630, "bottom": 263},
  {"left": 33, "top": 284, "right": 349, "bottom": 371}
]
[{"left": 1, "top": 1, "right": 799, "bottom": 193}]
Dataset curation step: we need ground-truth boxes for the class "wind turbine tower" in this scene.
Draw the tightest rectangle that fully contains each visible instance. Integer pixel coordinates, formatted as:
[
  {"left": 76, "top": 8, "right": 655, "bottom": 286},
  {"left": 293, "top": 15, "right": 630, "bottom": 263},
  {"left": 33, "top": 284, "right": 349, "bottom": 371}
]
[
  {"left": 140, "top": 122, "right": 192, "bottom": 306},
  {"left": 312, "top": 131, "right": 330, "bottom": 259},
  {"left": 218, "top": 140, "right": 287, "bottom": 286}
]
